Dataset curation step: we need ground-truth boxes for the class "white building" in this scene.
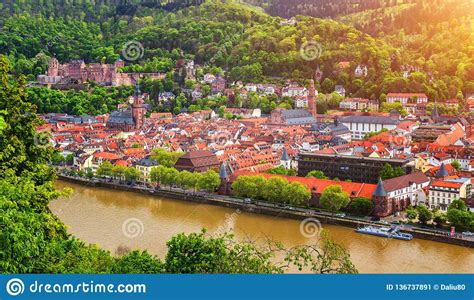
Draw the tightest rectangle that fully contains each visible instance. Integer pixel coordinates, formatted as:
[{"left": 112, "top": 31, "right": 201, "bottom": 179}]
[
  {"left": 339, "top": 115, "right": 399, "bottom": 140},
  {"left": 386, "top": 93, "right": 428, "bottom": 105},
  {"left": 428, "top": 178, "right": 471, "bottom": 211},
  {"left": 382, "top": 172, "right": 430, "bottom": 206},
  {"left": 282, "top": 86, "right": 308, "bottom": 98},
  {"left": 295, "top": 96, "right": 308, "bottom": 108}
]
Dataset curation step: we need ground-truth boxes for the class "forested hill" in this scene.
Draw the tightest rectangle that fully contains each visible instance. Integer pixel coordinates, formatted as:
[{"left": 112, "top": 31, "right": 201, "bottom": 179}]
[
  {"left": 0, "top": 0, "right": 473, "bottom": 101},
  {"left": 0, "top": 0, "right": 206, "bottom": 22}
]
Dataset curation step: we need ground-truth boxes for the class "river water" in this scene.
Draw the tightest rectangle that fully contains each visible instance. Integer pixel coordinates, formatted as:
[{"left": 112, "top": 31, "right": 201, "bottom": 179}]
[{"left": 50, "top": 180, "right": 474, "bottom": 273}]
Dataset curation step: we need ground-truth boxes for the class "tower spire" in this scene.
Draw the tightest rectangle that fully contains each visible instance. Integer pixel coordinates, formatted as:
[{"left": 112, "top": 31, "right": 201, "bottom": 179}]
[
  {"left": 307, "top": 79, "right": 317, "bottom": 118},
  {"left": 134, "top": 82, "right": 141, "bottom": 97}
]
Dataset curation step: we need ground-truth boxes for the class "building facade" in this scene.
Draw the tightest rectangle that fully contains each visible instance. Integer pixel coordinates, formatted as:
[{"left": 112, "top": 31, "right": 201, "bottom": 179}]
[
  {"left": 339, "top": 115, "right": 399, "bottom": 140},
  {"left": 297, "top": 153, "right": 413, "bottom": 183},
  {"left": 386, "top": 93, "right": 429, "bottom": 105},
  {"left": 38, "top": 58, "right": 165, "bottom": 86},
  {"left": 174, "top": 150, "right": 220, "bottom": 172},
  {"left": 428, "top": 178, "right": 471, "bottom": 211}
]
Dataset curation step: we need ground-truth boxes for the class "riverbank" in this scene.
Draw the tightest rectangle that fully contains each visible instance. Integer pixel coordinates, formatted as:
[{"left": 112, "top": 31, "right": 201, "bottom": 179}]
[{"left": 57, "top": 175, "right": 474, "bottom": 248}]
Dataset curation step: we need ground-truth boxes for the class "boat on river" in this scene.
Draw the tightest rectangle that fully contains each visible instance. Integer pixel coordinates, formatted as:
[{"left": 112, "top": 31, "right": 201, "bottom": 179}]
[{"left": 356, "top": 225, "right": 413, "bottom": 241}]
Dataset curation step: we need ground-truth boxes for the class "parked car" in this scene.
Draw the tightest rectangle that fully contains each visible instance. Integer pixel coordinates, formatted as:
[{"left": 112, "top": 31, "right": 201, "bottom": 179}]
[
  {"left": 379, "top": 220, "right": 389, "bottom": 225},
  {"left": 243, "top": 198, "right": 252, "bottom": 204},
  {"left": 335, "top": 213, "right": 346, "bottom": 218},
  {"left": 462, "top": 231, "right": 473, "bottom": 236},
  {"left": 391, "top": 221, "right": 401, "bottom": 225},
  {"left": 371, "top": 217, "right": 381, "bottom": 222}
]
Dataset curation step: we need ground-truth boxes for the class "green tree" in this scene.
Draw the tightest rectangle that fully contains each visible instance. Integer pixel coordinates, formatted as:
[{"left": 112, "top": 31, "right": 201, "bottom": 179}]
[
  {"left": 416, "top": 205, "right": 432, "bottom": 225},
  {"left": 306, "top": 170, "right": 328, "bottom": 179},
  {"left": 164, "top": 230, "right": 281, "bottom": 274},
  {"left": 433, "top": 210, "right": 447, "bottom": 228},
  {"left": 320, "top": 185, "right": 350, "bottom": 212},
  {"left": 161, "top": 167, "right": 179, "bottom": 189},
  {"left": 282, "top": 182, "right": 311, "bottom": 206},
  {"left": 447, "top": 200, "right": 473, "bottom": 231},
  {"left": 112, "top": 251, "right": 164, "bottom": 274},
  {"left": 86, "top": 169, "right": 94, "bottom": 179},
  {"left": 406, "top": 207, "right": 417, "bottom": 221},
  {"left": 286, "top": 231, "right": 358, "bottom": 274},
  {"left": 346, "top": 197, "right": 374, "bottom": 216},
  {"left": 451, "top": 160, "right": 461, "bottom": 172},
  {"left": 124, "top": 167, "right": 140, "bottom": 182},
  {"left": 150, "top": 165, "right": 166, "bottom": 186},
  {"left": 197, "top": 170, "right": 221, "bottom": 193},
  {"left": 97, "top": 161, "right": 113, "bottom": 178},
  {"left": 231, "top": 175, "right": 266, "bottom": 199},
  {"left": 112, "top": 165, "right": 127, "bottom": 180},
  {"left": 150, "top": 148, "right": 183, "bottom": 167},
  {"left": 51, "top": 152, "right": 65, "bottom": 165},
  {"left": 261, "top": 177, "right": 288, "bottom": 203},
  {"left": 379, "top": 164, "right": 405, "bottom": 180}
]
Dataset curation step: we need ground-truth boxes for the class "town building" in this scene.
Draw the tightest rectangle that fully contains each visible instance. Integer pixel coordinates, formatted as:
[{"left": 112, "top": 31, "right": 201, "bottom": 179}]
[
  {"left": 428, "top": 178, "right": 471, "bottom": 211},
  {"left": 339, "top": 98, "right": 379, "bottom": 112},
  {"left": 386, "top": 93, "right": 429, "bottom": 105},
  {"left": 297, "top": 153, "right": 413, "bottom": 183},
  {"left": 106, "top": 84, "right": 146, "bottom": 132},
  {"left": 339, "top": 115, "right": 399, "bottom": 140},
  {"left": 174, "top": 150, "right": 220, "bottom": 172},
  {"left": 269, "top": 109, "right": 316, "bottom": 126},
  {"left": 381, "top": 172, "right": 430, "bottom": 207},
  {"left": 281, "top": 85, "right": 308, "bottom": 98},
  {"left": 135, "top": 156, "right": 159, "bottom": 183}
]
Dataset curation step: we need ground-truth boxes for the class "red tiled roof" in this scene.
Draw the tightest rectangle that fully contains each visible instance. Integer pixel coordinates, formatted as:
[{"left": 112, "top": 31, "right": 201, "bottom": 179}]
[
  {"left": 430, "top": 180, "right": 462, "bottom": 189},
  {"left": 92, "top": 152, "right": 121, "bottom": 160}
]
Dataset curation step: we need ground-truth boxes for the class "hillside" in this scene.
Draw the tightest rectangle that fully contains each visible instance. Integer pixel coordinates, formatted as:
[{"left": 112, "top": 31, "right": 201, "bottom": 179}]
[
  {"left": 0, "top": 0, "right": 472, "bottom": 102},
  {"left": 243, "top": 0, "right": 403, "bottom": 19}
]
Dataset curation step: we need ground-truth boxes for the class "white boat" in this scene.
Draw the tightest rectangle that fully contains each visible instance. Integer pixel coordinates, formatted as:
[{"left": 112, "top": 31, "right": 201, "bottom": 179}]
[{"left": 356, "top": 225, "right": 413, "bottom": 241}]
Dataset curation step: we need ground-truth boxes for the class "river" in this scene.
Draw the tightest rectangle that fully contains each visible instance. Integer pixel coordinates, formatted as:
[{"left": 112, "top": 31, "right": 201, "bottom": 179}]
[{"left": 50, "top": 180, "right": 474, "bottom": 273}]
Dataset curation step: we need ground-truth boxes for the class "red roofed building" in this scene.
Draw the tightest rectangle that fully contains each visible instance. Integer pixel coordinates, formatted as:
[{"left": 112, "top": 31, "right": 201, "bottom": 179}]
[
  {"left": 428, "top": 178, "right": 471, "bottom": 211},
  {"left": 174, "top": 150, "right": 220, "bottom": 172}
]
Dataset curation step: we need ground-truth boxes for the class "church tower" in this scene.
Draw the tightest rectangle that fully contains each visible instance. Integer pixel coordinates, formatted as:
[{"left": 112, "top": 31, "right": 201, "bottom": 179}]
[
  {"left": 132, "top": 83, "right": 146, "bottom": 130},
  {"left": 307, "top": 79, "right": 317, "bottom": 118}
]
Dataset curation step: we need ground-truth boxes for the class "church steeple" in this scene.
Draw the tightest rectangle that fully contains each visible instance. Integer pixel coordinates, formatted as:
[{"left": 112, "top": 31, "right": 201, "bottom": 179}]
[
  {"left": 134, "top": 82, "right": 141, "bottom": 97},
  {"left": 132, "top": 82, "right": 145, "bottom": 130},
  {"left": 307, "top": 79, "right": 317, "bottom": 118}
]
